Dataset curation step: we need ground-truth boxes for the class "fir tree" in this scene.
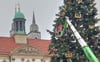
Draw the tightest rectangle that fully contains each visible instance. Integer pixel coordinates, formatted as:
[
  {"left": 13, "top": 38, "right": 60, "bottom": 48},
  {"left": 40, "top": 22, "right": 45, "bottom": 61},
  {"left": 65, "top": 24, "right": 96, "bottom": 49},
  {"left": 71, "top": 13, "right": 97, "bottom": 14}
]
[{"left": 48, "top": 0, "right": 100, "bottom": 62}]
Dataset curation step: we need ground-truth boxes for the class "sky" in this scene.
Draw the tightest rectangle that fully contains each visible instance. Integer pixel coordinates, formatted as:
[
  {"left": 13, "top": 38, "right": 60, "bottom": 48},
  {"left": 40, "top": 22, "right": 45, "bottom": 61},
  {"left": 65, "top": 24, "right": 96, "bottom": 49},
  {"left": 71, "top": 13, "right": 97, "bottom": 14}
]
[{"left": 0, "top": 0, "right": 100, "bottom": 40}]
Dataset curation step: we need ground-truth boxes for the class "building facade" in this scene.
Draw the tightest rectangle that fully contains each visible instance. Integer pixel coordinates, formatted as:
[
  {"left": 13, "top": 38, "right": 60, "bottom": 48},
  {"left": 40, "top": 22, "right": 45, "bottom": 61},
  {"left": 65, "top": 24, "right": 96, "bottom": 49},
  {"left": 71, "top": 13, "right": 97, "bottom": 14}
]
[{"left": 0, "top": 4, "right": 51, "bottom": 62}]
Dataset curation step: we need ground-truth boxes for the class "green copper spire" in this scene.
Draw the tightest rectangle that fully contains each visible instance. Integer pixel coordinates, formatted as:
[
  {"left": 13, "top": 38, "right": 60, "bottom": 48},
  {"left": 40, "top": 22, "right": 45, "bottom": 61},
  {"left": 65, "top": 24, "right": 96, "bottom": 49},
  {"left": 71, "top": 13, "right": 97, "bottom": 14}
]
[{"left": 14, "top": 3, "right": 25, "bottom": 18}]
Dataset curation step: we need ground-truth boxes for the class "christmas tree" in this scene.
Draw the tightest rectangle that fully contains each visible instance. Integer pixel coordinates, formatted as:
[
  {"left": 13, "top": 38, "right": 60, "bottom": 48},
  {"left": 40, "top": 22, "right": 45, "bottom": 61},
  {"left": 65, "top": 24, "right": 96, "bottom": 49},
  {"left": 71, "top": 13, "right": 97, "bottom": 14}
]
[{"left": 47, "top": 0, "right": 100, "bottom": 62}]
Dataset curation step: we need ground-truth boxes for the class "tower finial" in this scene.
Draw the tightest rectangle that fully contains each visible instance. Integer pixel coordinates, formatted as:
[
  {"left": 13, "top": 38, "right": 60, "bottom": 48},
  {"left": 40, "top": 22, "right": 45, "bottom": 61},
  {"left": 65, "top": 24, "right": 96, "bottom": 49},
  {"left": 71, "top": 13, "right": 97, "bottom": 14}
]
[
  {"left": 16, "top": 3, "right": 20, "bottom": 12},
  {"left": 15, "top": 7, "right": 16, "bottom": 13},
  {"left": 32, "top": 11, "right": 36, "bottom": 24}
]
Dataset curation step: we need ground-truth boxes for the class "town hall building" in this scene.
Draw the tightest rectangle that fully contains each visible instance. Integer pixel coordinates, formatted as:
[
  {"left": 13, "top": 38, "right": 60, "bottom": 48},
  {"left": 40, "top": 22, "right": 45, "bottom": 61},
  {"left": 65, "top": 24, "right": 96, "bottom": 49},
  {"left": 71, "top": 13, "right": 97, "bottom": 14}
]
[{"left": 0, "top": 4, "right": 51, "bottom": 62}]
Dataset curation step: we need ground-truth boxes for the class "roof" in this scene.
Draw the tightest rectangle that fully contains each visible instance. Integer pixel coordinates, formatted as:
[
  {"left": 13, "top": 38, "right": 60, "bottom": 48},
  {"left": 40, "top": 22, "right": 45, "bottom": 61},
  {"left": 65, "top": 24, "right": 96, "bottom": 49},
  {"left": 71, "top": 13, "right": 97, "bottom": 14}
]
[
  {"left": 0, "top": 37, "right": 51, "bottom": 56},
  {"left": 15, "top": 11, "right": 25, "bottom": 19}
]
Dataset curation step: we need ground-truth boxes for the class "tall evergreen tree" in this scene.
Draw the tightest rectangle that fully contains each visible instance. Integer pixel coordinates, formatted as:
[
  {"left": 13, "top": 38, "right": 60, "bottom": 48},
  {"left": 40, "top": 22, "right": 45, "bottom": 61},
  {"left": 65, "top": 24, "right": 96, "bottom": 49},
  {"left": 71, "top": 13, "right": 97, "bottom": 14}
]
[{"left": 48, "top": 0, "right": 100, "bottom": 62}]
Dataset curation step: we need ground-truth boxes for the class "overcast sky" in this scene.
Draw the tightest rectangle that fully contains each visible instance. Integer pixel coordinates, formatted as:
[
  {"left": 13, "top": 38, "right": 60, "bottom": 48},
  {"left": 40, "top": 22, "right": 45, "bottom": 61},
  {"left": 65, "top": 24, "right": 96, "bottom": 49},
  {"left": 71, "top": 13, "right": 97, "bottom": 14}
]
[{"left": 0, "top": 0, "right": 100, "bottom": 39}]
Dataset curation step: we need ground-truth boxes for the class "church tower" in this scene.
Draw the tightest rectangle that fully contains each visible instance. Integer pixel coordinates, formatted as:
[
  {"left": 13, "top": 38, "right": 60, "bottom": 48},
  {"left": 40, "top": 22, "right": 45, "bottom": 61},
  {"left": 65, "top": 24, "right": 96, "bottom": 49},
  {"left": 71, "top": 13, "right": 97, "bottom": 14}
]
[
  {"left": 28, "top": 11, "right": 41, "bottom": 39},
  {"left": 10, "top": 4, "right": 26, "bottom": 36}
]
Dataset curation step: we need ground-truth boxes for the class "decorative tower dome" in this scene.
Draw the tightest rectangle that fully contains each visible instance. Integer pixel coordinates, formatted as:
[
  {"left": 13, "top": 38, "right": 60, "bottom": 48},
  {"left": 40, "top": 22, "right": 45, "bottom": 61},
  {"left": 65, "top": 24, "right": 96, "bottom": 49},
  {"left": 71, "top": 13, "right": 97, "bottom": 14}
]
[
  {"left": 10, "top": 3, "right": 26, "bottom": 36},
  {"left": 14, "top": 11, "right": 25, "bottom": 18}
]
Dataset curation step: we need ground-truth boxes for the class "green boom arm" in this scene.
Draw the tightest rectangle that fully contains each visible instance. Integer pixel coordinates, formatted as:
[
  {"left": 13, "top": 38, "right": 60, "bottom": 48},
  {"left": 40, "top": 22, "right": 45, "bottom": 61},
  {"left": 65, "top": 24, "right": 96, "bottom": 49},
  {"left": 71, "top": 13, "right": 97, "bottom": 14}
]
[{"left": 60, "top": 17, "right": 99, "bottom": 62}]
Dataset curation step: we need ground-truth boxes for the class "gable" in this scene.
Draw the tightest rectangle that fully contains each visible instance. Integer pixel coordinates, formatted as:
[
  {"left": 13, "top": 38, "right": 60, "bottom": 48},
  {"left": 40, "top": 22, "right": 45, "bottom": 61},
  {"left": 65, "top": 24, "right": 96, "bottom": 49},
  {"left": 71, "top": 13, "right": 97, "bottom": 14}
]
[{"left": 0, "top": 37, "right": 51, "bottom": 56}]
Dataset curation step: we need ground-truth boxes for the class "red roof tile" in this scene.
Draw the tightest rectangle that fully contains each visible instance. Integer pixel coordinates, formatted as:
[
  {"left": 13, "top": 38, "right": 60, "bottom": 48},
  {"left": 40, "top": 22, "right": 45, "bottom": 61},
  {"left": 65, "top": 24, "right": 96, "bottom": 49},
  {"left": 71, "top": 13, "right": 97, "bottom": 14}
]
[
  {"left": 0, "top": 37, "right": 51, "bottom": 56},
  {"left": 29, "top": 39, "right": 51, "bottom": 55}
]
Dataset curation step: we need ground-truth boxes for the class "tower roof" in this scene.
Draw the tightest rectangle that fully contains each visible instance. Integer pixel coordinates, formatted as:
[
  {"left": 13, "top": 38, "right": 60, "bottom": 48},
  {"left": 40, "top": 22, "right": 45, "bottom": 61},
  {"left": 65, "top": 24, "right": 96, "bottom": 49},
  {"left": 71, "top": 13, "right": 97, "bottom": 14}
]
[
  {"left": 14, "top": 3, "right": 25, "bottom": 18},
  {"left": 30, "top": 11, "right": 39, "bottom": 32},
  {"left": 28, "top": 11, "right": 41, "bottom": 39},
  {"left": 32, "top": 11, "right": 36, "bottom": 24},
  {"left": 15, "top": 12, "right": 25, "bottom": 18}
]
